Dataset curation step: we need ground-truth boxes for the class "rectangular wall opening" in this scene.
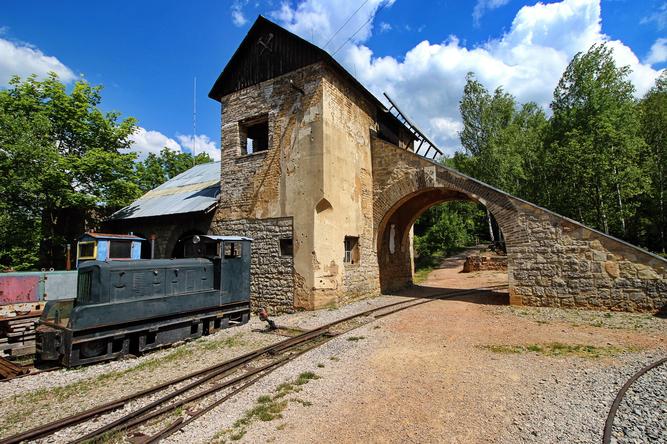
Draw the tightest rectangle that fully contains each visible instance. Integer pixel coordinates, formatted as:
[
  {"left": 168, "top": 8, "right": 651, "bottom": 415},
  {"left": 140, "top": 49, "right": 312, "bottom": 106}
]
[
  {"left": 280, "top": 238, "right": 293, "bottom": 256},
  {"left": 344, "top": 236, "right": 360, "bottom": 264},
  {"left": 240, "top": 115, "right": 269, "bottom": 155}
]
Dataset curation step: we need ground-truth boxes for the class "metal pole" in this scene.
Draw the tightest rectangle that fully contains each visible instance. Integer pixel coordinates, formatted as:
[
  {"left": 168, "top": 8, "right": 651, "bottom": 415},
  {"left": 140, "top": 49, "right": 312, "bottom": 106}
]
[
  {"left": 66, "top": 244, "right": 71, "bottom": 271},
  {"left": 193, "top": 76, "right": 197, "bottom": 166},
  {"left": 149, "top": 234, "right": 156, "bottom": 259}
]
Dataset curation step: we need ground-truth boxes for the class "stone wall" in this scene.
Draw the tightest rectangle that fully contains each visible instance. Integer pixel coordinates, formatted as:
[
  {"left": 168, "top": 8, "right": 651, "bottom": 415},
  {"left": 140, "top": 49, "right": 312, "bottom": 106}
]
[
  {"left": 211, "top": 217, "right": 294, "bottom": 313},
  {"left": 318, "top": 66, "right": 380, "bottom": 303},
  {"left": 215, "top": 63, "right": 324, "bottom": 310},
  {"left": 511, "top": 206, "right": 667, "bottom": 312},
  {"left": 462, "top": 255, "right": 508, "bottom": 273},
  {"left": 372, "top": 139, "right": 667, "bottom": 313}
]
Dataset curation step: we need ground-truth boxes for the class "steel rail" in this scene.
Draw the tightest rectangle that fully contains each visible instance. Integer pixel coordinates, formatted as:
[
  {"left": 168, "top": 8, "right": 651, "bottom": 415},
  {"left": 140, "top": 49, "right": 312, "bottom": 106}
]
[
  {"left": 142, "top": 340, "right": 328, "bottom": 444},
  {"left": 602, "top": 356, "right": 667, "bottom": 444},
  {"left": 135, "top": 285, "right": 509, "bottom": 443},
  {"left": 70, "top": 332, "right": 329, "bottom": 444},
  {"left": 0, "top": 284, "right": 506, "bottom": 444}
]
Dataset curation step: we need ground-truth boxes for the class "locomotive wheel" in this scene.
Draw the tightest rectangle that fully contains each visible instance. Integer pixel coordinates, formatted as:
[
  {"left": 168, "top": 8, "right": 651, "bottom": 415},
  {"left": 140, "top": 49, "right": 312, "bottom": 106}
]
[{"left": 80, "top": 339, "right": 107, "bottom": 358}]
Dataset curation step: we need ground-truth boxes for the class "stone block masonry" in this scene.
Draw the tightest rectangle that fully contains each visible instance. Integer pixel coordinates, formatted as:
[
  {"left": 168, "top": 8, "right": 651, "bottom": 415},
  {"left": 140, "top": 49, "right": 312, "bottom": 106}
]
[
  {"left": 212, "top": 218, "right": 294, "bottom": 313},
  {"left": 462, "top": 255, "right": 508, "bottom": 273},
  {"left": 372, "top": 140, "right": 667, "bottom": 313}
]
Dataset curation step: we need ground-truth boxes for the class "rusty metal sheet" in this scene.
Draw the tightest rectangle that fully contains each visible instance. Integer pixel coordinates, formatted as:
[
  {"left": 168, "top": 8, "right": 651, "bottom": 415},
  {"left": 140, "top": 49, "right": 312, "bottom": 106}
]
[{"left": 0, "top": 274, "right": 41, "bottom": 304}]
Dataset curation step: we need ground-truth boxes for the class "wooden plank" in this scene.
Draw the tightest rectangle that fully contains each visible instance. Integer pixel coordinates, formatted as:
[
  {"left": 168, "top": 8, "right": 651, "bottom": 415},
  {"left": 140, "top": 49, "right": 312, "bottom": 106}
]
[{"left": 8, "top": 344, "right": 35, "bottom": 356}]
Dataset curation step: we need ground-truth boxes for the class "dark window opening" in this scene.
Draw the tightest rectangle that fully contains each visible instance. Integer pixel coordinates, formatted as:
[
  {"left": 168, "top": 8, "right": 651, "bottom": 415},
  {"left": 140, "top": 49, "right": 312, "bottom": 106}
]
[
  {"left": 109, "top": 241, "right": 132, "bottom": 259},
  {"left": 344, "top": 236, "right": 360, "bottom": 264},
  {"left": 224, "top": 242, "right": 241, "bottom": 258},
  {"left": 240, "top": 115, "right": 269, "bottom": 155},
  {"left": 280, "top": 238, "right": 293, "bottom": 256},
  {"left": 78, "top": 242, "right": 95, "bottom": 259}
]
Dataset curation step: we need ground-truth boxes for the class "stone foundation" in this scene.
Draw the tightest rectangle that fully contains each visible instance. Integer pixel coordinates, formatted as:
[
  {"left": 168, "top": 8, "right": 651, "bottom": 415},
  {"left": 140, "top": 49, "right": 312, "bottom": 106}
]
[
  {"left": 212, "top": 218, "right": 294, "bottom": 313},
  {"left": 462, "top": 255, "right": 508, "bottom": 273}
]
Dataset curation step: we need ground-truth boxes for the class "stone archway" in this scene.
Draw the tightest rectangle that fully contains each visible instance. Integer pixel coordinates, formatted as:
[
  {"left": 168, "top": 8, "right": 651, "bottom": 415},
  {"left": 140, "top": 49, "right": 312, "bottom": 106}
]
[
  {"left": 376, "top": 187, "right": 510, "bottom": 292},
  {"left": 374, "top": 168, "right": 520, "bottom": 294},
  {"left": 371, "top": 138, "right": 667, "bottom": 312}
]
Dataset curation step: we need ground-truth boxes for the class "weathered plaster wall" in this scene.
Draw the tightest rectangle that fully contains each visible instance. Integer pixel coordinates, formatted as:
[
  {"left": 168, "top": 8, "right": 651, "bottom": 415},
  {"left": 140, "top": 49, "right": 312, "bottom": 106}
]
[
  {"left": 312, "top": 67, "right": 380, "bottom": 307},
  {"left": 372, "top": 139, "right": 667, "bottom": 313},
  {"left": 215, "top": 64, "right": 325, "bottom": 310}
]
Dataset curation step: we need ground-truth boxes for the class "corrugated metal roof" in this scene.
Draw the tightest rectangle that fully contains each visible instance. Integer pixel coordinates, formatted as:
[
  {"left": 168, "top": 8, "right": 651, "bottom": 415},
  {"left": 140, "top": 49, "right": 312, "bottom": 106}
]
[{"left": 111, "top": 162, "right": 221, "bottom": 220}]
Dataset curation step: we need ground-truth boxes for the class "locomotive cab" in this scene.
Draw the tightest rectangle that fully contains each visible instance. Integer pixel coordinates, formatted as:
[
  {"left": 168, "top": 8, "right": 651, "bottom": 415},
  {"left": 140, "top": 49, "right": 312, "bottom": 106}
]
[{"left": 37, "top": 236, "right": 252, "bottom": 367}]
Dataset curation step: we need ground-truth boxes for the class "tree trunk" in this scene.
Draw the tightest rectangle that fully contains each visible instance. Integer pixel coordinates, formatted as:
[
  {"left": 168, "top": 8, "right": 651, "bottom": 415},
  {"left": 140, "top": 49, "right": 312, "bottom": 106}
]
[
  {"left": 614, "top": 167, "right": 626, "bottom": 236},
  {"left": 486, "top": 208, "right": 495, "bottom": 243}
]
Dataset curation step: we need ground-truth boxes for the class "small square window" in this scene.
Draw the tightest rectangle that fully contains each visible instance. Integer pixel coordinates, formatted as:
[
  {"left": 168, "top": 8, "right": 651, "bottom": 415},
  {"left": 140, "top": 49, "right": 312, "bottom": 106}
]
[
  {"left": 280, "top": 238, "right": 293, "bottom": 256},
  {"left": 344, "top": 236, "right": 360, "bottom": 264},
  {"left": 78, "top": 242, "right": 96, "bottom": 259},
  {"left": 109, "top": 241, "right": 132, "bottom": 259},
  {"left": 240, "top": 115, "right": 269, "bottom": 155},
  {"left": 224, "top": 242, "right": 241, "bottom": 258}
]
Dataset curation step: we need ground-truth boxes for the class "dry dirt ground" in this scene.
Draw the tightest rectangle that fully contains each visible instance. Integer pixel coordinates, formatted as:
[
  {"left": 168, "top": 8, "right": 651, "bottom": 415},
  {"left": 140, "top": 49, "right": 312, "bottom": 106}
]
[{"left": 0, "top": 252, "right": 665, "bottom": 443}]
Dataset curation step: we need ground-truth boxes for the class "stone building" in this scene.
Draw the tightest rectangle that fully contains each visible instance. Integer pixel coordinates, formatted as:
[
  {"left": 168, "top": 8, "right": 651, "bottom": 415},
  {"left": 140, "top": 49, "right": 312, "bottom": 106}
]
[{"left": 114, "top": 16, "right": 667, "bottom": 314}]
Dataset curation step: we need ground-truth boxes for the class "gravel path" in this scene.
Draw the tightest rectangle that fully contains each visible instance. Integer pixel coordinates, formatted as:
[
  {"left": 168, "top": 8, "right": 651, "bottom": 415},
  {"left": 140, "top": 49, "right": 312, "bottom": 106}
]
[
  {"left": 1, "top": 259, "right": 664, "bottom": 444},
  {"left": 609, "top": 359, "right": 667, "bottom": 444}
]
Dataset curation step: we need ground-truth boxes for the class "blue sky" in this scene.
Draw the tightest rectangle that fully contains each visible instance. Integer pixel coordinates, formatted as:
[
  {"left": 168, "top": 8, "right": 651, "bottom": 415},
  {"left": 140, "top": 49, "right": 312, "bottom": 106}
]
[{"left": 1, "top": 0, "right": 665, "bottom": 158}]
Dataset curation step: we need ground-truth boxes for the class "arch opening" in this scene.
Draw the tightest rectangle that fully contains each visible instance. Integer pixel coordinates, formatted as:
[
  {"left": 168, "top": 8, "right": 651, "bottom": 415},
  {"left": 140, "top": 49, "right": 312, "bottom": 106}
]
[{"left": 376, "top": 187, "right": 509, "bottom": 302}]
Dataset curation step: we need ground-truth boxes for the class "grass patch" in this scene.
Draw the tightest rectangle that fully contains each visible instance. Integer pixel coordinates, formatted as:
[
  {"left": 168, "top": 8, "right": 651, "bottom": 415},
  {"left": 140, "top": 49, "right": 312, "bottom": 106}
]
[
  {"left": 346, "top": 336, "right": 365, "bottom": 342},
  {"left": 317, "top": 363, "right": 325, "bottom": 368},
  {"left": 413, "top": 266, "right": 434, "bottom": 284},
  {"left": 277, "top": 327, "right": 305, "bottom": 337},
  {"left": 480, "top": 342, "right": 634, "bottom": 358},
  {"left": 197, "top": 334, "right": 246, "bottom": 351},
  {"left": 329, "top": 356, "right": 339, "bottom": 361},
  {"left": 216, "top": 372, "right": 320, "bottom": 442}
]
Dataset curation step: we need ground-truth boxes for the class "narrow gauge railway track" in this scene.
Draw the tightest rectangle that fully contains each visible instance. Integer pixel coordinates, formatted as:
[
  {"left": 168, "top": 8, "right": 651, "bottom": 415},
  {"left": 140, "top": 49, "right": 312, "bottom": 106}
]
[
  {"left": 602, "top": 356, "right": 667, "bottom": 444},
  {"left": 0, "top": 284, "right": 507, "bottom": 444}
]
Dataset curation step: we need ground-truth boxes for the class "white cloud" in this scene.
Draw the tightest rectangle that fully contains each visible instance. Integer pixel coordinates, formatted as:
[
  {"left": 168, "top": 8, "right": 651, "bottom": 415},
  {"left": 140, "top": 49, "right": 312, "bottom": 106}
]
[
  {"left": 273, "top": 0, "right": 663, "bottom": 155},
  {"left": 0, "top": 38, "right": 75, "bottom": 86},
  {"left": 231, "top": 1, "right": 248, "bottom": 27},
  {"left": 646, "top": 38, "right": 667, "bottom": 65},
  {"left": 379, "top": 22, "right": 392, "bottom": 33},
  {"left": 642, "top": 2, "right": 667, "bottom": 30},
  {"left": 128, "top": 128, "right": 221, "bottom": 162},
  {"left": 271, "top": 0, "right": 394, "bottom": 52},
  {"left": 473, "top": 0, "right": 511, "bottom": 26},
  {"left": 128, "top": 127, "right": 182, "bottom": 160},
  {"left": 177, "top": 134, "right": 221, "bottom": 161}
]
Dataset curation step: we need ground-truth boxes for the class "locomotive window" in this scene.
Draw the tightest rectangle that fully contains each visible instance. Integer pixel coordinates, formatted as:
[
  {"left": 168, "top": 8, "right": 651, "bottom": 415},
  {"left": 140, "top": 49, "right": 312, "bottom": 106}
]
[
  {"left": 78, "top": 241, "right": 96, "bottom": 259},
  {"left": 280, "top": 238, "right": 293, "bottom": 256},
  {"left": 224, "top": 242, "right": 241, "bottom": 258},
  {"left": 109, "top": 241, "right": 132, "bottom": 259}
]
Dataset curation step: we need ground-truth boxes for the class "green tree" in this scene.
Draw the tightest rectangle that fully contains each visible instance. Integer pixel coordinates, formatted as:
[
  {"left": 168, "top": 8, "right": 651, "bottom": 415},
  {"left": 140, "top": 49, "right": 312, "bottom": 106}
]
[
  {"left": 639, "top": 72, "right": 667, "bottom": 253},
  {"left": 456, "top": 72, "right": 547, "bottom": 241},
  {"left": 547, "top": 43, "right": 648, "bottom": 236},
  {"left": 414, "top": 201, "right": 486, "bottom": 260},
  {"left": 0, "top": 73, "right": 141, "bottom": 269}
]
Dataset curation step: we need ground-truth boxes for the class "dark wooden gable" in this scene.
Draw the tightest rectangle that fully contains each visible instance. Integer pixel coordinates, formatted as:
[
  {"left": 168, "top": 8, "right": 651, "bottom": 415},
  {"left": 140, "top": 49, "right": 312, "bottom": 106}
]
[{"left": 209, "top": 16, "right": 326, "bottom": 100}]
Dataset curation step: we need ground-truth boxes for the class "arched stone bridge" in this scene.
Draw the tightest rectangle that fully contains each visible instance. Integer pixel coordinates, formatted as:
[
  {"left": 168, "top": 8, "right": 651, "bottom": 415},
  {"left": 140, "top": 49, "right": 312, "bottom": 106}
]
[{"left": 371, "top": 137, "right": 667, "bottom": 313}]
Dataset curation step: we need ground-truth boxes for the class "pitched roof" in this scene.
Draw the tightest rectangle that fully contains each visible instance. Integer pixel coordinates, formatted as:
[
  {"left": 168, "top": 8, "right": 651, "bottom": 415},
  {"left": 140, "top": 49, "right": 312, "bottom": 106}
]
[
  {"left": 208, "top": 15, "right": 392, "bottom": 115},
  {"left": 110, "top": 162, "right": 221, "bottom": 220}
]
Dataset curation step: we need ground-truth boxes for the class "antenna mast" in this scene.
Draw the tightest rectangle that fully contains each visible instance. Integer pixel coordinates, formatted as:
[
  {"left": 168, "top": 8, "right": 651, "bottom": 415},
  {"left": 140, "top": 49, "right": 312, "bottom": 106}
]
[{"left": 193, "top": 76, "right": 197, "bottom": 166}]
